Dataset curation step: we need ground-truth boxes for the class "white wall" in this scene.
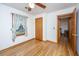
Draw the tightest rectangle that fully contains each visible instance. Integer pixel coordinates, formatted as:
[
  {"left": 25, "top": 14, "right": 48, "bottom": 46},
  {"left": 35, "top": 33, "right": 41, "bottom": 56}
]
[
  {"left": 0, "top": 4, "right": 35, "bottom": 50},
  {"left": 35, "top": 6, "right": 75, "bottom": 42},
  {"left": 76, "top": 3, "right": 79, "bottom": 55}
]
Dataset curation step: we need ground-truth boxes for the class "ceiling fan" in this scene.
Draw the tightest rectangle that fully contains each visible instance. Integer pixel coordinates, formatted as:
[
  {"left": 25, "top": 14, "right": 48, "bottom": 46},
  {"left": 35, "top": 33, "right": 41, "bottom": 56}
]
[{"left": 25, "top": 3, "right": 46, "bottom": 11}]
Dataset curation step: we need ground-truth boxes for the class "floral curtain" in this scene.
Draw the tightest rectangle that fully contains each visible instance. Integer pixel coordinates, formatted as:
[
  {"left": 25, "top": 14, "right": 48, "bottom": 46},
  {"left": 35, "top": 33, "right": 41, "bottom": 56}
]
[{"left": 12, "top": 13, "right": 28, "bottom": 42}]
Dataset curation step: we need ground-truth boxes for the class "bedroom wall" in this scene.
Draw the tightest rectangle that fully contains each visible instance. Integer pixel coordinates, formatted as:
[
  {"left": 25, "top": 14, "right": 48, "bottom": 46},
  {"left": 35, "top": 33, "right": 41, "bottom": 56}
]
[
  {"left": 0, "top": 4, "right": 35, "bottom": 50},
  {"left": 35, "top": 6, "right": 75, "bottom": 42},
  {"left": 76, "top": 3, "right": 79, "bottom": 55}
]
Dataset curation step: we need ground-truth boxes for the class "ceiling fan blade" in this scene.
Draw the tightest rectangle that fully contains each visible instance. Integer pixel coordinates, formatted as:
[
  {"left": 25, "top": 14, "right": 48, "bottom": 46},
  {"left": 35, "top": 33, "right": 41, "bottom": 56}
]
[{"left": 35, "top": 3, "right": 46, "bottom": 9}]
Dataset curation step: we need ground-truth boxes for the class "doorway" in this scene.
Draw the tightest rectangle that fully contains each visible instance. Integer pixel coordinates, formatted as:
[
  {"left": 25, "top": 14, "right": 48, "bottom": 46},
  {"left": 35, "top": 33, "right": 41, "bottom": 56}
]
[
  {"left": 35, "top": 17, "right": 43, "bottom": 41},
  {"left": 57, "top": 13, "right": 72, "bottom": 44},
  {"left": 59, "top": 17, "right": 70, "bottom": 45},
  {"left": 57, "top": 9, "right": 77, "bottom": 55}
]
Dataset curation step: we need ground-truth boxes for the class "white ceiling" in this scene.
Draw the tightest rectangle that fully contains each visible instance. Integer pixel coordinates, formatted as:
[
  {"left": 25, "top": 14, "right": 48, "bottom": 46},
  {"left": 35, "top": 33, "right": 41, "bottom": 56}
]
[{"left": 3, "top": 3, "right": 76, "bottom": 15}]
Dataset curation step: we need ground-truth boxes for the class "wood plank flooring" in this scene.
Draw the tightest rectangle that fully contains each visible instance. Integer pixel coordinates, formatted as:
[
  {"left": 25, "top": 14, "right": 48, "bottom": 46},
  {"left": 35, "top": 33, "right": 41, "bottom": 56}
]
[{"left": 0, "top": 38, "right": 74, "bottom": 56}]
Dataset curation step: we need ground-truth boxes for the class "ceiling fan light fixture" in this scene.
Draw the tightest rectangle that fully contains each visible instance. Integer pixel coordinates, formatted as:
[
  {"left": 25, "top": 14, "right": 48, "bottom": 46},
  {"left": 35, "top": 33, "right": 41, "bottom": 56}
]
[{"left": 29, "top": 3, "right": 35, "bottom": 8}]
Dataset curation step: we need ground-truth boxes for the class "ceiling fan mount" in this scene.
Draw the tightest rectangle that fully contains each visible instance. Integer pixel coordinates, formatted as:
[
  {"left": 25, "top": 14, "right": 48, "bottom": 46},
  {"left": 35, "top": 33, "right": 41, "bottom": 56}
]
[{"left": 25, "top": 3, "right": 46, "bottom": 11}]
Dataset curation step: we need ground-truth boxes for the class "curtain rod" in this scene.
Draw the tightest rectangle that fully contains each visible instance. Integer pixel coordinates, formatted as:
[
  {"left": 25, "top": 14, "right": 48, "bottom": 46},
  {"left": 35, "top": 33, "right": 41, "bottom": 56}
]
[{"left": 11, "top": 13, "right": 28, "bottom": 18}]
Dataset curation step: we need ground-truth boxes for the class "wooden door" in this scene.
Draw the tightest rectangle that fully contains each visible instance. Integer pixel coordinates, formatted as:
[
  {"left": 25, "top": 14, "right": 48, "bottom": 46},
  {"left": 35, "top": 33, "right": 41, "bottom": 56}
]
[
  {"left": 68, "top": 18, "right": 72, "bottom": 44},
  {"left": 35, "top": 17, "right": 43, "bottom": 41},
  {"left": 57, "top": 17, "right": 61, "bottom": 43},
  {"left": 71, "top": 8, "right": 77, "bottom": 55}
]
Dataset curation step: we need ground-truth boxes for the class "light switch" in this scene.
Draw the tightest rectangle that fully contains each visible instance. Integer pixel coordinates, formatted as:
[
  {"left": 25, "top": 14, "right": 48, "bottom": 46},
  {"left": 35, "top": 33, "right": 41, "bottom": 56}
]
[{"left": 53, "top": 27, "right": 55, "bottom": 29}]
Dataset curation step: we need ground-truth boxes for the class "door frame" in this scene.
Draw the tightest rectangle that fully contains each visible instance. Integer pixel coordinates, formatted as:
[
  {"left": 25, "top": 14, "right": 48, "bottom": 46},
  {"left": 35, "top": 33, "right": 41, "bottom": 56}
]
[
  {"left": 57, "top": 9, "right": 77, "bottom": 55},
  {"left": 57, "top": 13, "right": 72, "bottom": 43},
  {"left": 35, "top": 17, "right": 43, "bottom": 41}
]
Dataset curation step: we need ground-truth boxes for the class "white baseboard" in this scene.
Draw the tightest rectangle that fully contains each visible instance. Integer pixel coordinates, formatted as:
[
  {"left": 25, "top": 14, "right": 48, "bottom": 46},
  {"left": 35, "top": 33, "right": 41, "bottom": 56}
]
[{"left": 46, "top": 39, "right": 57, "bottom": 43}]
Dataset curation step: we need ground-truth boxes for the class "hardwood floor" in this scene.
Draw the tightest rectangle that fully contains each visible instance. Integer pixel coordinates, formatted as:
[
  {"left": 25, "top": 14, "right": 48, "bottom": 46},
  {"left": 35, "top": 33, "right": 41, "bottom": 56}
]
[{"left": 0, "top": 38, "right": 74, "bottom": 56}]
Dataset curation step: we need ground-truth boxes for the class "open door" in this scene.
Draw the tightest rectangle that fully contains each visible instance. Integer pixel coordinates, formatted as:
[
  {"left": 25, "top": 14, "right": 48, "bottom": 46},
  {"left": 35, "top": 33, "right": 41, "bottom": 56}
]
[
  {"left": 71, "top": 8, "right": 77, "bottom": 55},
  {"left": 57, "top": 17, "right": 61, "bottom": 43}
]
